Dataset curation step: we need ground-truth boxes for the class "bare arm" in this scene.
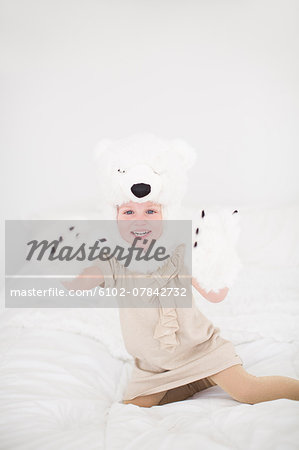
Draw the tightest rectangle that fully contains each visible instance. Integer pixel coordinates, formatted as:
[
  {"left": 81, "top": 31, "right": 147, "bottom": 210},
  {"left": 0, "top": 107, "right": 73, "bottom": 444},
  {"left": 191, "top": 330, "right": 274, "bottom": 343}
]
[
  {"left": 192, "top": 277, "right": 229, "bottom": 303},
  {"left": 62, "top": 265, "right": 105, "bottom": 291}
]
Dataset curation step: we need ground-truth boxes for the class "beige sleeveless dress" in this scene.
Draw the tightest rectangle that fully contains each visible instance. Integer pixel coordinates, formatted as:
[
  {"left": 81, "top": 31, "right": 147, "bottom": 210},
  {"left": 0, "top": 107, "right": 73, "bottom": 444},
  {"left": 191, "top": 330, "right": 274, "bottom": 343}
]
[{"left": 98, "top": 244, "right": 243, "bottom": 401}]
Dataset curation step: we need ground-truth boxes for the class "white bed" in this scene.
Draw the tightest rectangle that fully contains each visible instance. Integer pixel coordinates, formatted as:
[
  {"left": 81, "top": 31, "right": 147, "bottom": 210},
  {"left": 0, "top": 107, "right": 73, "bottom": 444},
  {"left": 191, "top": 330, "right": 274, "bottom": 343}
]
[{"left": 1, "top": 204, "right": 299, "bottom": 450}]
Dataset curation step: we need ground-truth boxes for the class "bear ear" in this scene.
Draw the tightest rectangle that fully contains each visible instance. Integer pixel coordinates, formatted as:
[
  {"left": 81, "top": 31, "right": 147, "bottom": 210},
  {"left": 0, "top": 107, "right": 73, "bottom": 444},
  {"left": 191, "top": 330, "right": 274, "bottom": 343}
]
[
  {"left": 169, "top": 138, "right": 198, "bottom": 170},
  {"left": 94, "top": 138, "right": 113, "bottom": 161}
]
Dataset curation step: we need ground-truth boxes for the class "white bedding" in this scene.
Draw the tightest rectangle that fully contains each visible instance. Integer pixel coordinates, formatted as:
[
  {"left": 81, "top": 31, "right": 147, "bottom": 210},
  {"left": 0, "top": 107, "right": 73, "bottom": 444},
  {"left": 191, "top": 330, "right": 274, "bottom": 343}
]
[{"left": 1, "top": 204, "right": 299, "bottom": 449}]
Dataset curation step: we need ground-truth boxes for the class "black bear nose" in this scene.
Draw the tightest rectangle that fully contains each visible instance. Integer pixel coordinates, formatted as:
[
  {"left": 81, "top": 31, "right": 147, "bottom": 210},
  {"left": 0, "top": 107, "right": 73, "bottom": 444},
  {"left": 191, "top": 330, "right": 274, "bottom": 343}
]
[{"left": 131, "top": 183, "right": 151, "bottom": 198}]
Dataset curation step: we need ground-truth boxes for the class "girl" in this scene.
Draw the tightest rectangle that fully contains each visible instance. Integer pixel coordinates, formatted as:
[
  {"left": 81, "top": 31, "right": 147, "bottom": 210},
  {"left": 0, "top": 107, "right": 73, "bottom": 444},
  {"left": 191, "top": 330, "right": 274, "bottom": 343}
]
[{"left": 64, "top": 200, "right": 299, "bottom": 408}]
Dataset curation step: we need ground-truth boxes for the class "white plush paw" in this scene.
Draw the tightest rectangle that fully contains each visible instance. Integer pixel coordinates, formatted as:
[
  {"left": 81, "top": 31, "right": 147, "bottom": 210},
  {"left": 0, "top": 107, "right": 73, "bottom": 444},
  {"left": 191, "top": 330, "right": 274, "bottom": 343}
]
[{"left": 192, "top": 207, "right": 243, "bottom": 293}]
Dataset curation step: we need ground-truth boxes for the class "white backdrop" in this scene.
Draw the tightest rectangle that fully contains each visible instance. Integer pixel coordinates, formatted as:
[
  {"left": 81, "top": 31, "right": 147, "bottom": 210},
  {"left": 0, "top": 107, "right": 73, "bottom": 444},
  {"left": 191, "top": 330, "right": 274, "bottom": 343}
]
[{"left": 1, "top": 0, "right": 298, "bottom": 282}]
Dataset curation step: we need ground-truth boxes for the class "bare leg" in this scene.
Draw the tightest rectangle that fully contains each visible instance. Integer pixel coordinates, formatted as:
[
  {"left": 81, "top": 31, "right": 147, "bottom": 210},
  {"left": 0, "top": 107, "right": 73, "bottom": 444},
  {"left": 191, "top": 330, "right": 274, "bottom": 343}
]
[{"left": 209, "top": 364, "right": 299, "bottom": 404}]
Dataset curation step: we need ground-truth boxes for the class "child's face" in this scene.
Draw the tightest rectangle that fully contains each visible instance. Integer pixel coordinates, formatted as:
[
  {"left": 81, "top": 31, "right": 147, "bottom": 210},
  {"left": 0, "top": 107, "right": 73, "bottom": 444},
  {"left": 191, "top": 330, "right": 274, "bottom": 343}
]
[{"left": 117, "top": 201, "right": 163, "bottom": 250}]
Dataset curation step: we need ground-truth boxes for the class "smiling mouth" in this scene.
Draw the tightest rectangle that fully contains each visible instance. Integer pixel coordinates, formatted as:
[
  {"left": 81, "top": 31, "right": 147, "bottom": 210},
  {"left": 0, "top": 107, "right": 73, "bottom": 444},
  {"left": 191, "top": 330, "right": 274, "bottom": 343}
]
[{"left": 131, "top": 230, "right": 152, "bottom": 237}]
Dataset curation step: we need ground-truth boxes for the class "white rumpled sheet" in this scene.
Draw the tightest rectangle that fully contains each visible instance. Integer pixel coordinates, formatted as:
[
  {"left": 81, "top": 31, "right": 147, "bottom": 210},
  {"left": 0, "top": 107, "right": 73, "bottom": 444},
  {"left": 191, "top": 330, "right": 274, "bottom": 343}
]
[{"left": 0, "top": 205, "right": 299, "bottom": 449}]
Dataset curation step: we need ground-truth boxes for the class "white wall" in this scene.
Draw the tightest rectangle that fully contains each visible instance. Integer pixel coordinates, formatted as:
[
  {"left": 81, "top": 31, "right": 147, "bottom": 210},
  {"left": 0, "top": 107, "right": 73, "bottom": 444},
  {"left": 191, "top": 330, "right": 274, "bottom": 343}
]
[{"left": 1, "top": 0, "right": 298, "bottom": 218}]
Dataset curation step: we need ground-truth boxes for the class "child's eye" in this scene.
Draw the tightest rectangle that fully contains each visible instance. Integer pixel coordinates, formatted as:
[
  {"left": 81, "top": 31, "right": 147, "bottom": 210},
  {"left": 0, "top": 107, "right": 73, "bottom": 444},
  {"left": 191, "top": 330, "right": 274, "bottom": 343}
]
[
  {"left": 146, "top": 209, "right": 157, "bottom": 214},
  {"left": 123, "top": 210, "right": 134, "bottom": 215}
]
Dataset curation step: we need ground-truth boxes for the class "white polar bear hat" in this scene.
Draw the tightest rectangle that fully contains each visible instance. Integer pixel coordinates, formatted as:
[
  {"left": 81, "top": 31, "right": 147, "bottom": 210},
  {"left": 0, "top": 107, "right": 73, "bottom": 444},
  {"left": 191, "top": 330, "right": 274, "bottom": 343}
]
[{"left": 94, "top": 133, "right": 197, "bottom": 220}]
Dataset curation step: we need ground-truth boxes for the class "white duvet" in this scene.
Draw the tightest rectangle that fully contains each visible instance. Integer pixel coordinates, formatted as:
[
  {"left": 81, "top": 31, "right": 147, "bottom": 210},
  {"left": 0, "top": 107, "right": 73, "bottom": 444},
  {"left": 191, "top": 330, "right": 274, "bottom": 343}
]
[{"left": 0, "top": 204, "right": 299, "bottom": 450}]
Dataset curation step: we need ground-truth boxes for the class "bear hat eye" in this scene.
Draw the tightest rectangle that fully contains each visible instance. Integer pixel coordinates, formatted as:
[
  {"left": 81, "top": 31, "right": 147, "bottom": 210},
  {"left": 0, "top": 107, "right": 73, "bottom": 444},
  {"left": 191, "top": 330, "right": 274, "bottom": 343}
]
[{"left": 117, "top": 168, "right": 126, "bottom": 173}]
